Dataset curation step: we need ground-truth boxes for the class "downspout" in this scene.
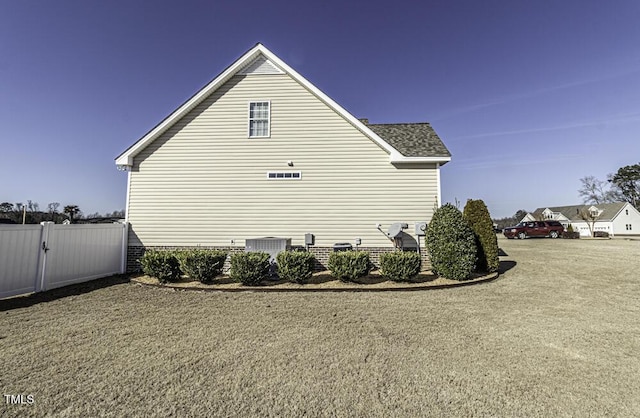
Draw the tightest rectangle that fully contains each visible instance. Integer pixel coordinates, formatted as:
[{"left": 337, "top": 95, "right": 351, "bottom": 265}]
[{"left": 436, "top": 163, "right": 441, "bottom": 208}]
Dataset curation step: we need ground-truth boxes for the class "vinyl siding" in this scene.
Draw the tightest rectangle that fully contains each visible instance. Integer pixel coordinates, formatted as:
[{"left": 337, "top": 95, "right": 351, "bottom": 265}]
[
  {"left": 611, "top": 203, "right": 640, "bottom": 235},
  {"left": 128, "top": 73, "right": 439, "bottom": 247}
]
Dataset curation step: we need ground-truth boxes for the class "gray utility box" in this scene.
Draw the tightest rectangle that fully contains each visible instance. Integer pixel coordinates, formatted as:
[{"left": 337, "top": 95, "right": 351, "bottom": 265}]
[
  {"left": 415, "top": 222, "right": 427, "bottom": 236},
  {"left": 245, "top": 237, "right": 291, "bottom": 263}
]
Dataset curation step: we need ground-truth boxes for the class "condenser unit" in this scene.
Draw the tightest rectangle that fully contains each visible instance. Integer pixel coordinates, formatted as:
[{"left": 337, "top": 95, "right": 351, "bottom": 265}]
[{"left": 245, "top": 237, "right": 291, "bottom": 263}]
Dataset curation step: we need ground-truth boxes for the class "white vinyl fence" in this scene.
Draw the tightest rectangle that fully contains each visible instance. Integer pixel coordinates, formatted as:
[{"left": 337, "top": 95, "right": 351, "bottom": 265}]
[{"left": 0, "top": 222, "right": 128, "bottom": 299}]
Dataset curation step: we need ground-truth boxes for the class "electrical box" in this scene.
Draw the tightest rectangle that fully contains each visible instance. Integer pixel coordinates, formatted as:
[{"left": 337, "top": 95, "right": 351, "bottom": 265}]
[
  {"left": 415, "top": 222, "right": 427, "bottom": 236},
  {"left": 305, "top": 233, "right": 315, "bottom": 246}
]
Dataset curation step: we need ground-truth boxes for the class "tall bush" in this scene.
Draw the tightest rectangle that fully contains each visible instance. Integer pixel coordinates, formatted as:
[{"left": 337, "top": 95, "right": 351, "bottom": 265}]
[
  {"left": 179, "top": 249, "right": 227, "bottom": 283},
  {"left": 425, "top": 203, "right": 477, "bottom": 280},
  {"left": 379, "top": 251, "right": 421, "bottom": 282},
  {"left": 463, "top": 199, "right": 500, "bottom": 273},
  {"left": 276, "top": 251, "right": 316, "bottom": 284},
  {"left": 327, "top": 251, "right": 370, "bottom": 282},
  {"left": 229, "top": 252, "right": 271, "bottom": 286},
  {"left": 139, "top": 250, "right": 182, "bottom": 283}
]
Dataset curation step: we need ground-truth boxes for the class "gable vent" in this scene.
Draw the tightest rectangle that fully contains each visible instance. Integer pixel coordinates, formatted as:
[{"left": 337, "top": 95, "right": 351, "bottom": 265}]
[{"left": 239, "top": 55, "right": 284, "bottom": 75}]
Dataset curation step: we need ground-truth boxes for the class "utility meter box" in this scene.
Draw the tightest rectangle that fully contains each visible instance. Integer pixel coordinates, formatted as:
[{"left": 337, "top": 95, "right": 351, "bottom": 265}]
[
  {"left": 304, "top": 233, "right": 315, "bottom": 246},
  {"left": 415, "top": 222, "right": 428, "bottom": 236}
]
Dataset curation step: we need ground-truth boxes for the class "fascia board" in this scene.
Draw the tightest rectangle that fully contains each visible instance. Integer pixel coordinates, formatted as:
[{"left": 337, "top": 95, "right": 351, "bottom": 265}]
[
  {"left": 115, "top": 43, "right": 424, "bottom": 166},
  {"left": 390, "top": 155, "right": 452, "bottom": 164},
  {"left": 115, "top": 46, "right": 264, "bottom": 166},
  {"left": 256, "top": 45, "right": 400, "bottom": 157}
]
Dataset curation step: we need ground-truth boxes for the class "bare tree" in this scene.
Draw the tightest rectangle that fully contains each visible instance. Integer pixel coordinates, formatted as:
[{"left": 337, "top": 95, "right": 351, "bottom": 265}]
[
  {"left": 26, "top": 200, "right": 40, "bottom": 212},
  {"left": 47, "top": 202, "right": 60, "bottom": 213},
  {"left": 578, "top": 207, "right": 602, "bottom": 238},
  {"left": 579, "top": 176, "right": 618, "bottom": 204}
]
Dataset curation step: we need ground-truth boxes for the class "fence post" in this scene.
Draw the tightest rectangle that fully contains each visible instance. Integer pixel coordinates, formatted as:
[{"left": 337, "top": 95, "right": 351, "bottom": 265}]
[
  {"left": 120, "top": 222, "right": 129, "bottom": 274},
  {"left": 36, "top": 222, "right": 55, "bottom": 292}
]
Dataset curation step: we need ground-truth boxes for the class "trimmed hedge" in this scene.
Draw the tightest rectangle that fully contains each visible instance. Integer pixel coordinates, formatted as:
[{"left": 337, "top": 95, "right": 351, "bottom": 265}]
[
  {"left": 379, "top": 251, "right": 421, "bottom": 282},
  {"left": 594, "top": 231, "right": 610, "bottom": 238},
  {"left": 327, "top": 251, "right": 370, "bottom": 282},
  {"left": 229, "top": 252, "right": 271, "bottom": 286},
  {"left": 179, "top": 249, "right": 227, "bottom": 283},
  {"left": 139, "top": 250, "right": 182, "bottom": 283},
  {"left": 563, "top": 231, "right": 580, "bottom": 239},
  {"left": 276, "top": 250, "right": 315, "bottom": 284},
  {"left": 463, "top": 199, "right": 500, "bottom": 273},
  {"left": 426, "top": 203, "right": 477, "bottom": 280}
]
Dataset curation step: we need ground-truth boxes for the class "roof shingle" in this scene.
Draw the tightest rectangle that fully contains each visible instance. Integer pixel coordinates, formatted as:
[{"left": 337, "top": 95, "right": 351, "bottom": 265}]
[
  {"left": 363, "top": 122, "right": 451, "bottom": 159},
  {"left": 532, "top": 202, "right": 628, "bottom": 222}
]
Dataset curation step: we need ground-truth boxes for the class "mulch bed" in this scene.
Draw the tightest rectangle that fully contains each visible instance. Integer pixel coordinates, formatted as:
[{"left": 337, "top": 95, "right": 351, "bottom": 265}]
[{"left": 131, "top": 270, "right": 499, "bottom": 292}]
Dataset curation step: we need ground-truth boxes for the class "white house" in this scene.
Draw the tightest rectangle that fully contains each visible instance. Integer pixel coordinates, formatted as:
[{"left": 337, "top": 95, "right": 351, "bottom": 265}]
[
  {"left": 522, "top": 202, "right": 640, "bottom": 237},
  {"left": 115, "top": 44, "right": 451, "bottom": 271}
]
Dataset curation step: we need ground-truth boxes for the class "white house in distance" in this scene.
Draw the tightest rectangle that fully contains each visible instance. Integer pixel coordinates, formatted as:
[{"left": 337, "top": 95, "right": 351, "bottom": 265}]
[
  {"left": 115, "top": 43, "right": 451, "bottom": 271},
  {"left": 521, "top": 202, "right": 640, "bottom": 237}
]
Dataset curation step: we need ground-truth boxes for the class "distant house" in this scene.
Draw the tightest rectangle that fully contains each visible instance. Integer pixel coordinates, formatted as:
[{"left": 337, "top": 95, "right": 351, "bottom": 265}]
[
  {"left": 115, "top": 43, "right": 451, "bottom": 271},
  {"left": 521, "top": 202, "right": 640, "bottom": 236}
]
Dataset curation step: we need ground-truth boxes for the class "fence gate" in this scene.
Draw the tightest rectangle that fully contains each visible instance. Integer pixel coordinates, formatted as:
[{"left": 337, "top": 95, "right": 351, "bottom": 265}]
[{"left": 0, "top": 222, "right": 128, "bottom": 299}]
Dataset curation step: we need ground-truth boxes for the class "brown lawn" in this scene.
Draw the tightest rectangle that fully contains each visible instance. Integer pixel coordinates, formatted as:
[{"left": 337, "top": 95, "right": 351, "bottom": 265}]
[{"left": 1, "top": 236, "right": 639, "bottom": 417}]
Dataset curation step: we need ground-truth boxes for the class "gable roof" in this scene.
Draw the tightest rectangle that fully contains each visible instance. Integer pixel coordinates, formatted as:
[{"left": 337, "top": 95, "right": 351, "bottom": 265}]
[
  {"left": 531, "top": 202, "right": 629, "bottom": 222},
  {"left": 115, "top": 43, "right": 451, "bottom": 167}
]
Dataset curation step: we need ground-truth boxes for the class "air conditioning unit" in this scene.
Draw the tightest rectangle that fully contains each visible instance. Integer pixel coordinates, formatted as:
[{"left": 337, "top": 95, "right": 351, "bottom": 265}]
[{"left": 245, "top": 237, "right": 291, "bottom": 263}]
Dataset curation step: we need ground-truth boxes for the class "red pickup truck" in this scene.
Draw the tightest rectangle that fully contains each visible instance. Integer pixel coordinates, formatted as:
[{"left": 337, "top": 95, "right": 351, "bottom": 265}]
[{"left": 503, "top": 221, "right": 564, "bottom": 239}]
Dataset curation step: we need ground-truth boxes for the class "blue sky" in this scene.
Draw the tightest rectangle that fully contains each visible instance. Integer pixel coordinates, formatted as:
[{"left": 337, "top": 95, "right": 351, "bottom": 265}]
[{"left": 1, "top": 1, "right": 639, "bottom": 218}]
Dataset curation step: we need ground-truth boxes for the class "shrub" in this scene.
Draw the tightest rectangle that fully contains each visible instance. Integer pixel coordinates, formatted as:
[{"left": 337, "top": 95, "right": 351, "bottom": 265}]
[
  {"left": 567, "top": 224, "right": 574, "bottom": 233},
  {"left": 229, "top": 252, "right": 271, "bottom": 286},
  {"left": 426, "top": 203, "right": 477, "bottom": 280},
  {"left": 563, "top": 231, "right": 580, "bottom": 239},
  {"left": 179, "top": 249, "right": 227, "bottom": 283},
  {"left": 276, "top": 251, "right": 315, "bottom": 284},
  {"left": 379, "top": 251, "right": 421, "bottom": 282},
  {"left": 594, "top": 231, "right": 610, "bottom": 238},
  {"left": 327, "top": 251, "right": 370, "bottom": 282},
  {"left": 463, "top": 199, "right": 500, "bottom": 273},
  {"left": 139, "top": 250, "right": 182, "bottom": 283}
]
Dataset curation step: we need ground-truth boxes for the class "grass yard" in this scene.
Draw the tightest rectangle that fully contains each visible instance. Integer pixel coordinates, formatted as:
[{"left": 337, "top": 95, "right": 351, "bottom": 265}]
[{"left": 1, "top": 236, "right": 639, "bottom": 417}]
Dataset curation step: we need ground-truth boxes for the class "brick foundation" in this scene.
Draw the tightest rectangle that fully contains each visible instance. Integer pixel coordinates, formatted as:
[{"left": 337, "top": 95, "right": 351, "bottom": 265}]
[{"left": 127, "top": 245, "right": 431, "bottom": 273}]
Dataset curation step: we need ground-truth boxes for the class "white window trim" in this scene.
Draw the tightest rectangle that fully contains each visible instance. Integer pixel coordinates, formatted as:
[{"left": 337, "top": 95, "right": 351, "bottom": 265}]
[
  {"left": 248, "top": 100, "right": 271, "bottom": 138},
  {"left": 266, "top": 171, "right": 302, "bottom": 180}
]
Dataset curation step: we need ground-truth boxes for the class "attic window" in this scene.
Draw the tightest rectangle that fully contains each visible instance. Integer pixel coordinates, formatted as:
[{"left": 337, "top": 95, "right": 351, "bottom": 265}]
[
  {"left": 249, "top": 101, "right": 270, "bottom": 137},
  {"left": 267, "top": 172, "right": 301, "bottom": 180}
]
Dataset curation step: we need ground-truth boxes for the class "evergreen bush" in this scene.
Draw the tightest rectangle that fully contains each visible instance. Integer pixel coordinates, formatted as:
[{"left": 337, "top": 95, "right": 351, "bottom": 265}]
[
  {"left": 276, "top": 250, "right": 316, "bottom": 284},
  {"left": 425, "top": 203, "right": 477, "bottom": 280},
  {"left": 229, "top": 252, "right": 271, "bottom": 286},
  {"left": 179, "top": 249, "right": 227, "bottom": 283},
  {"left": 327, "top": 251, "right": 370, "bottom": 282},
  {"left": 379, "top": 251, "right": 421, "bottom": 282},
  {"left": 139, "top": 250, "right": 182, "bottom": 283},
  {"left": 463, "top": 199, "right": 500, "bottom": 273}
]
